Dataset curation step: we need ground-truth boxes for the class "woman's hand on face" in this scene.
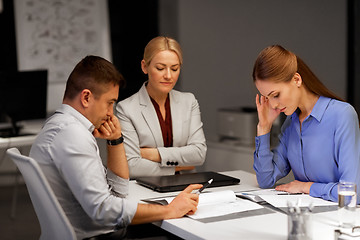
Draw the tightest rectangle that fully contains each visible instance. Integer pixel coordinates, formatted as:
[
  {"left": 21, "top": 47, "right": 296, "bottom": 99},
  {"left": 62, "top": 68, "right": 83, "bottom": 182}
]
[{"left": 255, "top": 94, "right": 280, "bottom": 136}]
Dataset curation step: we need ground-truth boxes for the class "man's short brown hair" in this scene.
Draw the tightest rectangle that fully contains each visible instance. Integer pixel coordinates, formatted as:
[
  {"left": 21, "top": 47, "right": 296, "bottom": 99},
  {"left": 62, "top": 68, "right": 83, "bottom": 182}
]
[{"left": 64, "top": 56, "right": 125, "bottom": 100}]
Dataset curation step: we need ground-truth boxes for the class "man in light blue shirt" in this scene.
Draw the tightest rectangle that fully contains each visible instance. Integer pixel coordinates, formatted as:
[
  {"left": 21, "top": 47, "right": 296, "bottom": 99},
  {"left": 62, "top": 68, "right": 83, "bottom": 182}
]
[{"left": 30, "top": 56, "right": 201, "bottom": 239}]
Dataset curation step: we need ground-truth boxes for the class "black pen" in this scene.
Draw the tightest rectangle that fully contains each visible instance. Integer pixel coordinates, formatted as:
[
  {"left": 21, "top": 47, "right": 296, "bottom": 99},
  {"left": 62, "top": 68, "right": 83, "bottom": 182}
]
[{"left": 196, "top": 179, "right": 213, "bottom": 194}]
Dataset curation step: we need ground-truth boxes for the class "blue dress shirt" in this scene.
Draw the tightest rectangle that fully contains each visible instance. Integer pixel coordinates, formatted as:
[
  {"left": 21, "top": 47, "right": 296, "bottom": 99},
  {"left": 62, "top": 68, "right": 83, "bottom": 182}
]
[{"left": 254, "top": 96, "right": 360, "bottom": 203}]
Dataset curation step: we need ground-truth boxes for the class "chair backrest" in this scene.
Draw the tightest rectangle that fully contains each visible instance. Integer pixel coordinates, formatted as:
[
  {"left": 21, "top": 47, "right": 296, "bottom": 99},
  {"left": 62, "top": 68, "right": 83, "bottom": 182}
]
[{"left": 6, "top": 148, "right": 76, "bottom": 240}]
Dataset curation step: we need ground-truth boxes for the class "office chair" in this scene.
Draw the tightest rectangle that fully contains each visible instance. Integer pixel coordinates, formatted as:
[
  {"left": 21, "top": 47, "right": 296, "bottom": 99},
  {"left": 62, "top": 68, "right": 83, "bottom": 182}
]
[{"left": 6, "top": 148, "right": 76, "bottom": 240}]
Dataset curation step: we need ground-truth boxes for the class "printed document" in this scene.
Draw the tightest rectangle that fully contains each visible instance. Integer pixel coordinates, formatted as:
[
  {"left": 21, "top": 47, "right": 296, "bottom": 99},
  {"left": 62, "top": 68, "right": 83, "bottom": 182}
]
[
  {"left": 258, "top": 194, "right": 338, "bottom": 208},
  {"left": 143, "top": 190, "right": 263, "bottom": 219}
]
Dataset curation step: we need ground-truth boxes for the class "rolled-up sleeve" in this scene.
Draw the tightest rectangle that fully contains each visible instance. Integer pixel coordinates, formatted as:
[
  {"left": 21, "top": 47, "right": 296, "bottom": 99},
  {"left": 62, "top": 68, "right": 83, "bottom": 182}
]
[{"left": 107, "top": 169, "right": 129, "bottom": 198}]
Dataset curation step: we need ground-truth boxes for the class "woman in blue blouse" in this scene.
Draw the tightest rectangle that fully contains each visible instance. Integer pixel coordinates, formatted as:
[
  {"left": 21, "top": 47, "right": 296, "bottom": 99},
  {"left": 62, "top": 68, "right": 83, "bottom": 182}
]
[{"left": 252, "top": 45, "right": 360, "bottom": 202}]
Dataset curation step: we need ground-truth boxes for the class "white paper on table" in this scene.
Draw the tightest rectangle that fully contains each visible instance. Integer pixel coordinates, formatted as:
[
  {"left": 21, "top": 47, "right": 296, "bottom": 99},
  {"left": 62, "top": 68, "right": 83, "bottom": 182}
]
[
  {"left": 236, "top": 188, "right": 291, "bottom": 202},
  {"left": 259, "top": 194, "right": 337, "bottom": 208},
  {"left": 238, "top": 188, "right": 300, "bottom": 196},
  {"left": 148, "top": 190, "right": 263, "bottom": 220},
  {"left": 164, "top": 190, "right": 236, "bottom": 205},
  {"left": 188, "top": 197, "right": 263, "bottom": 219}
]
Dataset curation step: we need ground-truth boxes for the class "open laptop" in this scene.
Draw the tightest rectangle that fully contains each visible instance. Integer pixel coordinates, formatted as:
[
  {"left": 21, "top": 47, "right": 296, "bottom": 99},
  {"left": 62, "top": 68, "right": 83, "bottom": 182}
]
[{"left": 136, "top": 171, "right": 240, "bottom": 193}]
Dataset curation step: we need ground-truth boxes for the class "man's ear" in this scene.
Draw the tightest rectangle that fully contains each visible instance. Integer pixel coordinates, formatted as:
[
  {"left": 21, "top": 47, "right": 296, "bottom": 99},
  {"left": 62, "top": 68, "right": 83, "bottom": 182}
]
[
  {"left": 141, "top": 60, "right": 148, "bottom": 74},
  {"left": 80, "top": 89, "right": 92, "bottom": 107}
]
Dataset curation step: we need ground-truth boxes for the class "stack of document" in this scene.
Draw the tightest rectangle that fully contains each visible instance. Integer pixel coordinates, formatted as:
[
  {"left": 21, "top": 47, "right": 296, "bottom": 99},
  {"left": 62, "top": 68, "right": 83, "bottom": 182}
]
[
  {"left": 143, "top": 188, "right": 338, "bottom": 220},
  {"left": 143, "top": 190, "right": 264, "bottom": 219},
  {"left": 237, "top": 188, "right": 337, "bottom": 212}
]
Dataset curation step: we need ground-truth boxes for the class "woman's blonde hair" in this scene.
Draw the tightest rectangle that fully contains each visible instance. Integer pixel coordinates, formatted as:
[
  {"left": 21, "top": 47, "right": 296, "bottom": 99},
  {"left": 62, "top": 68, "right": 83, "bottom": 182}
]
[
  {"left": 143, "top": 36, "right": 183, "bottom": 66},
  {"left": 252, "top": 45, "right": 343, "bottom": 101}
]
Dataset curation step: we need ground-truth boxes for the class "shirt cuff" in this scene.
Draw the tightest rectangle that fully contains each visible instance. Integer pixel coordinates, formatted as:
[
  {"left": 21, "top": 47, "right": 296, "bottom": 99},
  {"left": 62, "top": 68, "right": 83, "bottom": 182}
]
[
  {"left": 158, "top": 147, "right": 178, "bottom": 169},
  {"left": 116, "top": 199, "right": 138, "bottom": 229},
  {"left": 255, "top": 133, "right": 271, "bottom": 154},
  {"left": 309, "top": 182, "right": 337, "bottom": 202}
]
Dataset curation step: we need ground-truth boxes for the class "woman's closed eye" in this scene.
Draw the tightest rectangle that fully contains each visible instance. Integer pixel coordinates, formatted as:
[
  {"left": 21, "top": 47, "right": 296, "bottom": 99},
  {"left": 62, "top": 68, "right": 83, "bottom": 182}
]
[{"left": 272, "top": 93, "right": 279, "bottom": 99}]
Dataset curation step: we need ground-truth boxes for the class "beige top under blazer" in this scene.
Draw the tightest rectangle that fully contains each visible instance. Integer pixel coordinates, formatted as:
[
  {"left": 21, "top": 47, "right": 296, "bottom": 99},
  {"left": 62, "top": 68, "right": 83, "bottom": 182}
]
[{"left": 115, "top": 82, "right": 207, "bottom": 178}]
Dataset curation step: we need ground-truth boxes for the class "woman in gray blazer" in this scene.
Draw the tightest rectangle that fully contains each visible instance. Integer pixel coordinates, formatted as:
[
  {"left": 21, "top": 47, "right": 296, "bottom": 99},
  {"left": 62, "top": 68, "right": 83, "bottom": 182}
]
[{"left": 115, "top": 36, "right": 207, "bottom": 178}]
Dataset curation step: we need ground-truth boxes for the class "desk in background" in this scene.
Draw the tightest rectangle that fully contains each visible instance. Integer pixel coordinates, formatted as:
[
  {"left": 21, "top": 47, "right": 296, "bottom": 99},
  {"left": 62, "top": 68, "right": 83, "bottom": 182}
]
[
  {"left": 129, "top": 170, "right": 353, "bottom": 240},
  {"left": 0, "top": 119, "right": 44, "bottom": 148},
  {"left": 0, "top": 119, "right": 44, "bottom": 185},
  {"left": 0, "top": 119, "right": 45, "bottom": 218}
]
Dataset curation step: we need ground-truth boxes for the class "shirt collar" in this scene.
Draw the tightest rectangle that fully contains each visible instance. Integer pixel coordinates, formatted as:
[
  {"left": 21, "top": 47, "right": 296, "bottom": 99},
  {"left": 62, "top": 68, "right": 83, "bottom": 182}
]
[
  {"left": 308, "top": 96, "right": 331, "bottom": 122},
  {"left": 56, "top": 104, "right": 95, "bottom": 133},
  {"left": 291, "top": 96, "right": 331, "bottom": 123}
]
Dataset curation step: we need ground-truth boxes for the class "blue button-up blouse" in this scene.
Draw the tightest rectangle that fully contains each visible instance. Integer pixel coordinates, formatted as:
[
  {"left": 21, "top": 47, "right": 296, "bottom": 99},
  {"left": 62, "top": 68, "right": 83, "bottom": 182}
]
[{"left": 254, "top": 96, "right": 360, "bottom": 203}]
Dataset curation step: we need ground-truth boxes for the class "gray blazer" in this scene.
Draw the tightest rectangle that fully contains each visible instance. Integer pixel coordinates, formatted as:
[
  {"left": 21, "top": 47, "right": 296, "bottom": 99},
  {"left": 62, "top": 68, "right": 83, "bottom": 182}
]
[{"left": 115, "top": 83, "right": 207, "bottom": 178}]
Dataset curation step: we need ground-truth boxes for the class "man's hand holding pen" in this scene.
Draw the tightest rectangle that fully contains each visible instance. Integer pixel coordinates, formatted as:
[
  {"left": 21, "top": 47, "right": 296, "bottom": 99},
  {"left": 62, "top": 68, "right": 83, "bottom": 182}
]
[{"left": 196, "top": 179, "right": 213, "bottom": 194}]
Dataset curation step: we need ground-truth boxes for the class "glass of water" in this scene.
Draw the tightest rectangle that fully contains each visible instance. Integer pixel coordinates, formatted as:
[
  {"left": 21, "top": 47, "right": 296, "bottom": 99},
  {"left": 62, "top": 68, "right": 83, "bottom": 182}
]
[{"left": 338, "top": 181, "right": 357, "bottom": 227}]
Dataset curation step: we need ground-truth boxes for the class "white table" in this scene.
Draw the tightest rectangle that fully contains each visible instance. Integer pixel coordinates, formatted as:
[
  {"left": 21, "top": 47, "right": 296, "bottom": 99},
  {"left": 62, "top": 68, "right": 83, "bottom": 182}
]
[
  {"left": 128, "top": 170, "right": 352, "bottom": 240},
  {"left": 0, "top": 119, "right": 44, "bottom": 148}
]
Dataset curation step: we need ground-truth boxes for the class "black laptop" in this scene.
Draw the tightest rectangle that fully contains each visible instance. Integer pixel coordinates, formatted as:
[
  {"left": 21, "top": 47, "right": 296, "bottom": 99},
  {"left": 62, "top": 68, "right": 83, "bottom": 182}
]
[{"left": 136, "top": 171, "right": 240, "bottom": 193}]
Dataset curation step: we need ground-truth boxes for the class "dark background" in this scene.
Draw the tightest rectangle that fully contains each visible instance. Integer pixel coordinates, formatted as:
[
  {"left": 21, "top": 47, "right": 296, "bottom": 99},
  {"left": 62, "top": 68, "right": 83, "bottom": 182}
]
[
  {"left": 1, "top": 0, "right": 360, "bottom": 113},
  {"left": 0, "top": 0, "right": 159, "bottom": 102}
]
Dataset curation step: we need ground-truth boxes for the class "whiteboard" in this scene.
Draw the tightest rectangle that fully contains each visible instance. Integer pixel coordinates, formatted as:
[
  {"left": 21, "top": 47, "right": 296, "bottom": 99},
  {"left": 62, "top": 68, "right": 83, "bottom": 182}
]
[{"left": 14, "top": 0, "right": 112, "bottom": 83}]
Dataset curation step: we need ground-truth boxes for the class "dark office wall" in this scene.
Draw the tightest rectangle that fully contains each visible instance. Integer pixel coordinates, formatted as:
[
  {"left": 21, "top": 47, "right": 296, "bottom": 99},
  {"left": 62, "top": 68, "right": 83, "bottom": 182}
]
[
  {"left": 175, "top": 0, "right": 347, "bottom": 140},
  {"left": 0, "top": 0, "right": 17, "bottom": 72},
  {"left": 108, "top": 0, "right": 159, "bottom": 102},
  {"left": 348, "top": 0, "right": 360, "bottom": 115},
  {"left": 0, "top": 0, "right": 158, "bottom": 102},
  {"left": 1, "top": 0, "right": 357, "bottom": 114}
]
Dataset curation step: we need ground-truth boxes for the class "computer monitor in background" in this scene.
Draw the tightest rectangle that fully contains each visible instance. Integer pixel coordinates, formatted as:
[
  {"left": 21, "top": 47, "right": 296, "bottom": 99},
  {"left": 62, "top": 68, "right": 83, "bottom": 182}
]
[{"left": 0, "top": 70, "right": 48, "bottom": 137}]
